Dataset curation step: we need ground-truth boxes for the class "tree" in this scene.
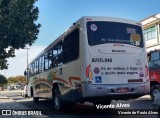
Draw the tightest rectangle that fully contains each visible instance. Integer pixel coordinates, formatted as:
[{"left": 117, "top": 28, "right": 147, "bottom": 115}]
[
  {"left": 0, "top": 74, "right": 7, "bottom": 86},
  {"left": 0, "top": 0, "right": 41, "bottom": 69},
  {"left": 15, "top": 75, "right": 26, "bottom": 85},
  {"left": 7, "top": 76, "right": 17, "bottom": 84},
  {"left": 7, "top": 75, "right": 26, "bottom": 85}
]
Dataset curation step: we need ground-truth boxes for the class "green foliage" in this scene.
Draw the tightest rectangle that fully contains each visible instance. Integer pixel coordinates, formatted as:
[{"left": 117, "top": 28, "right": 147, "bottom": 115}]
[
  {"left": 0, "top": 0, "right": 41, "bottom": 69},
  {"left": 7, "top": 75, "right": 26, "bottom": 84},
  {"left": 15, "top": 75, "right": 26, "bottom": 84},
  {"left": 7, "top": 76, "right": 17, "bottom": 84},
  {"left": 0, "top": 59, "right": 8, "bottom": 69},
  {"left": 0, "top": 74, "right": 7, "bottom": 86}
]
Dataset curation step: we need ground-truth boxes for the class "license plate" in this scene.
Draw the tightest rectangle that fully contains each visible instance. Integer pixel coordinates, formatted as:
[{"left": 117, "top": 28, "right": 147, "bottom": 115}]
[{"left": 116, "top": 88, "right": 129, "bottom": 93}]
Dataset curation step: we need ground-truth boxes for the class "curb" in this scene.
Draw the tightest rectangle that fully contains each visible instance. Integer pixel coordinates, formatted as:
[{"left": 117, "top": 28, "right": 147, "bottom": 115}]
[{"left": 0, "top": 96, "right": 15, "bottom": 103}]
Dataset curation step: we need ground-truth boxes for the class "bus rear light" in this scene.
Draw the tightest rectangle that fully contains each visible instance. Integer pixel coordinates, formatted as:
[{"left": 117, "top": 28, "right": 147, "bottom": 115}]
[
  {"left": 86, "top": 65, "right": 93, "bottom": 80},
  {"left": 89, "top": 70, "right": 93, "bottom": 79},
  {"left": 145, "top": 65, "right": 148, "bottom": 78},
  {"left": 86, "top": 65, "right": 91, "bottom": 78}
]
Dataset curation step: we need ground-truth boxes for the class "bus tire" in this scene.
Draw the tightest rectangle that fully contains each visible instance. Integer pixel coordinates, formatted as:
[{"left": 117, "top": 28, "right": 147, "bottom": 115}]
[
  {"left": 33, "top": 92, "right": 39, "bottom": 103},
  {"left": 53, "top": 87, "right": 63, "bottom": 110},
  {"left": 31, "top": 87, "right": 33, "bottom": 97},
  {"left": 150, "top": 85, "right": 160, "bottom": 101},
  {"left": 33, "top": 96, "right": 39, "bottom": 103}
]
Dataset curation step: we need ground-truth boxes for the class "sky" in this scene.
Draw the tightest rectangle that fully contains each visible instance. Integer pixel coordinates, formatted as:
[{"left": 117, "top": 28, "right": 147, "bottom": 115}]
[{"left": 1, "top": 0, "right": 160, "bottom": 77}]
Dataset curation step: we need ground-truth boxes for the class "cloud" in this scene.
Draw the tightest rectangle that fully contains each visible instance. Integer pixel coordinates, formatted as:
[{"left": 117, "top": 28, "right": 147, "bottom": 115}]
[{"left": 0, "top": 45, "right": 46, "bottom": 78}]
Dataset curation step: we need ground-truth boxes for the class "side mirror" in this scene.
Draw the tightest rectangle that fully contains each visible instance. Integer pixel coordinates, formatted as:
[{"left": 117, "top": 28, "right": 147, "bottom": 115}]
[{"left": 24, "top": 71, "right": 27, "bottom": 76}]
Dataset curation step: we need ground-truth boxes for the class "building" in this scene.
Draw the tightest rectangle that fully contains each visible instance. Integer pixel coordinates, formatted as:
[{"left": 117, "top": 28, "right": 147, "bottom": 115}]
[{"left": 141, "top": 14, "right": 160, "bottom": 52}]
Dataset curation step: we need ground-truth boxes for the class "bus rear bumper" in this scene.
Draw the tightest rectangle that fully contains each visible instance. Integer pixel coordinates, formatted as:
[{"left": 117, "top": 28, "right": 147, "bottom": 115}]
[{"left": 82, "top": 81, "right": 150, "bottom": 100}]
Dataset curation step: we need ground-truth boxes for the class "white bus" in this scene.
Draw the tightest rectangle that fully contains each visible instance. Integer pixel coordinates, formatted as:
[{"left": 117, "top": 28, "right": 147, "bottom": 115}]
[{"left": 26, "top": 16, "right": 150, "bottom": 110}]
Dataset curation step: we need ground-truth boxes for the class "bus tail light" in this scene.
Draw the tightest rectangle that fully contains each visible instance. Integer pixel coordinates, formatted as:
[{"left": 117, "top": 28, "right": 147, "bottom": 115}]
[
  {"left": 89, "top": 70, "right": 93, "bottom": 80},
  {"left": 86, "top": 65, "right": 93, "bottom": 82},
  {"left": 86, "top": 65, "right": 90, "bottom": 78}
]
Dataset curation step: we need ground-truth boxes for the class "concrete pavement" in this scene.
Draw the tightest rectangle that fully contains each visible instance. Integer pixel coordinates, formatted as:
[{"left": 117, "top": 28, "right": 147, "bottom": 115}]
[{"left": 0, "top": 90, "right": 48, "bottom": 118}]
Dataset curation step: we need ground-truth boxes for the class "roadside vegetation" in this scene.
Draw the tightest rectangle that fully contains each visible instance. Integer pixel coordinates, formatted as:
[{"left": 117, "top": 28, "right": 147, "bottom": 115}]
[
  {"left": 0, "top": 75, "right": 26, "bottom": 90},
  {"left": 0, "top": 0, "right": 40, "bottom": 70}
]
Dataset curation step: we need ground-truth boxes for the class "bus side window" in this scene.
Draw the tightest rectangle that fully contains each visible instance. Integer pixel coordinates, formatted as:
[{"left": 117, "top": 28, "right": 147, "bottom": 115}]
[
  {"left": 48, "top": 50, "right": 53, "bottom": 69},
  {"left": 36, "top": 59, "right": 39, "bottom": 74},
  {"left": 52, "top": 46, "right": 58, "bottom": 67},
  {"left": 63, "top": 28, "right": 79, "bottom": 64},
  {"left": 42, "top": 56, "right": 45, "bottom": 72},
  {"left": 32, "top": 63, "right": 34, "bottom": 75},
  {"left": 44, "top": 53, "right": 49, "bottom": 70},
  {"left": 57, "top": 41, "right": 63, "bottom": 66},
  {"left": 34, "top": 61, "right": 37, "bottom": 74},
  {"left": 39, "top": 57, "right": 42, "bottom": 73}
]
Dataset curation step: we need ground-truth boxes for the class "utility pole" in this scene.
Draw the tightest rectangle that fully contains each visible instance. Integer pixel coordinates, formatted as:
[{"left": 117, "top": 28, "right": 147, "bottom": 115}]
[{"left": 24, "top": 47, "right": 29, "bottom": 85}]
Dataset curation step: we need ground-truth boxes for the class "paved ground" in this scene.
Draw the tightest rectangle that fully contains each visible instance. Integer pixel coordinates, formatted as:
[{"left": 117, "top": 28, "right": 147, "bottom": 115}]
[
  {"left": 0, "top": 90, "right": 159, "bottom": 118},
  {"left": 0, "top": 90, "right": 48, "bottom": 118}
]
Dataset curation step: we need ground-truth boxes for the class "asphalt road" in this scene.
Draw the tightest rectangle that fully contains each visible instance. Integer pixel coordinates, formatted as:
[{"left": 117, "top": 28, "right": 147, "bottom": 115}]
[{"left": 0, "top": 90, "right": 159, "bottom": 118}]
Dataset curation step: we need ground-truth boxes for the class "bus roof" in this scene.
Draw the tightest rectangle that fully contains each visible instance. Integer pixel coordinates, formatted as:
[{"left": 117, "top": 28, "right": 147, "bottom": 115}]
[
  {"left": 29, "top": 16, "right": 141, "bottom": 64},
  {"left": 79, "top": 16, "right": 141, "bottom": 26}
]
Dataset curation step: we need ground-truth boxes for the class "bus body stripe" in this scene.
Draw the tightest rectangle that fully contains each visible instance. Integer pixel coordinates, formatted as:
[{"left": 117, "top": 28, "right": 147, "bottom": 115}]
[
  {"left": 69, "top": 77, "right": 81, "bottom": 86},
  {"left": 53, "top": 77, "right": 81, "bottom": 86}
]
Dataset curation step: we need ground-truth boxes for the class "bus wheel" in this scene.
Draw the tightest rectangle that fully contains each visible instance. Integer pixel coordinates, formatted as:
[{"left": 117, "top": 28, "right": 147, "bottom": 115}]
[
  {"left": 33, "top": 96, "right": 39, "bottom": 103},
  {"left": 53, "top": 87, "right": 62, "bottom": 110},
  {"left": 151, "top": 85, "right": 160, "bottom": 101},
  {"left": 33, "top": 93, "right": 39, "bottom": 103}
]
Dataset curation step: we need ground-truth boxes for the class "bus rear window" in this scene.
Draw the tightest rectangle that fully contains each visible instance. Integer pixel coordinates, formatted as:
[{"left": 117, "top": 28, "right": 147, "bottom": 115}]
[{"left": 87, "top": 21, "right": 144, "bottom": 47}]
